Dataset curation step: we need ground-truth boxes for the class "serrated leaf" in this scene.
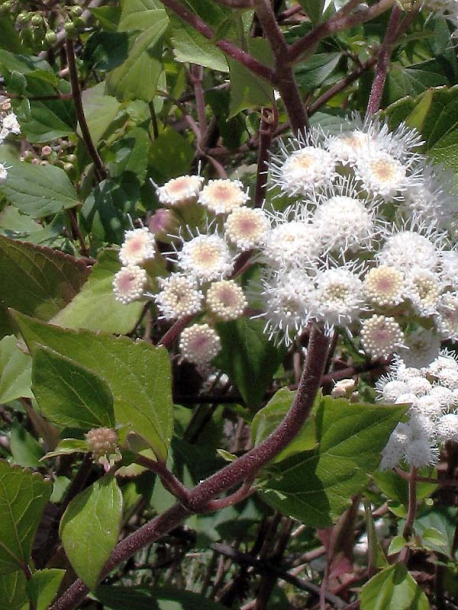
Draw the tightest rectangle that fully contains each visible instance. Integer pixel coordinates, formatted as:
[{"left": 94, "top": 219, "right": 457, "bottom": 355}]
[
  {"left": 0, "top": 572, "right": 27, "bottom": 610},
  {"left": 216, "top": 318, "right": 286, "bottom": 410},
  {"left": 0, "top": 149, "right": 80, "bottom": 218},
  {"left": 81, "top": 83, "right": 121, "bottom": 147},
  {"left": 0, "top": 335, "right": 32, "bottom": 402},
  {"left": 60, "top": 476, "right": 122, "bottom": 590},
  {"left": 360, "top": 564, "right": 429, "bottom": 610},
  {"left": 259, "top": 398, "right": 406, "bottom": 527},
  {"left": 51, "top": 250, "right": 143, "bottom": 334},
  {"left": 0, "top": 235, "right": 89, "bottom": 338},
  {"left": 106, "top": 17, "right": 168, "bottom": 102},
  {"left": 0, "top": 461, "right": 52, "bottom": 575},
  {"left": 32, "top": 346, "right": 115, "bottom": 430},
  {"left": 251, "top": 387, "right": 317, "bottom": 462},
  {"left": 26, "top": 569, "right": 65, "bottom": 610},
  {"left": 14, "top": 313, "right": 173, "bottom": 459}
]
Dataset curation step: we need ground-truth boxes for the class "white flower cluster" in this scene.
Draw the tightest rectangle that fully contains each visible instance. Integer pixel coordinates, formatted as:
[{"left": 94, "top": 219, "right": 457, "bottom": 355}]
[
  {"left": 112, "top": 227, "right": 156, "bottom": 304},
  {"left": 0, "top": 96, "right": 20, "bottom": 144},
  {"left": 260, "top": 116, "right": 458, "bottom": 354},
  {"left": 377, "top": 351, "right": 458, "bottom": 469},
  {"left": 419, "top": 0, "right": 458, "bottom": 34}
]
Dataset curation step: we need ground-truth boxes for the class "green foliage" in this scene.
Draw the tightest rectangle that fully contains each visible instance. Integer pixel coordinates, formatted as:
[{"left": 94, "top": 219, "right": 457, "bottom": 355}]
[
  {"left": 0, "top": 235, "right": 89, "bottom": 337},
  {"left": 0, "top": 461, "right": 52, "bottom": 574},
  {"left": 0, "top": 335, "right": 32, "bottom": 402},
  {"left": 26, "top": 569, "right": 65, "bottom": 610},
  {"left": 60, "top": 476, "right": 123, "bottom": 590},
  {"left": 0, "top": 572, "right": 27, "bottom": 610},
  {"left": 95, "top": 585, "right": 229, "bottom": 609},
  {"left": 14, "top": 312, "right": 174, "bottom": 459},
  {"left": 258, "top": 397, "right": 407, "bottom": 527},
  {"left": 360, "top": 564, "right": 429, "bottom": 610}
]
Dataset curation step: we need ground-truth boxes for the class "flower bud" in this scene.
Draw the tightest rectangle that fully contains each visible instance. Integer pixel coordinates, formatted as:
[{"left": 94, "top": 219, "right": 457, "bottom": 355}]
[
  {"left": 86, "top": 427, "right": 121, "bottom": 470},
  {"left": 148, "top": 208, "right": 181, "bottom": 243}
]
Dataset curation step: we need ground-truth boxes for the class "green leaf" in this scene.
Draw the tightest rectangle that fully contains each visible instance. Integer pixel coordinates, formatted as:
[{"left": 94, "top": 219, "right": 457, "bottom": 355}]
[
  {"left": 373, "top": 469, "right": 437, "bottom": 506},
  {"left": 251, "top": 387, "right": 317, "bottom": 462},
  {"left": 413, "top": 507, "right": 457, "bottom": 559},
  {"left": 60, "top": 476, "right": 122, "bottom": 590},
  {"left": 0, "top": 16, "right": 23, "bottom": 54},
  {"left": 81, "top": 83, "right": 121, "bottom": 147},
  {"left": 364, "top": 499, "right": 388, "bottom": 568},
  {"left": 0, "top": 235, "right": 89, "bottom": 338},
  {"left": 51, "top": 250, "right": 144, "bottom": 335},
  {"left": 10, "top": 423, "right": 44, "bottom": 468},
  {"left": 216, "top": 318, "right": 286, "bottom": 410},
  {"left": 43, "top": 439, "right": 88, "bottom": 461},
  {"left": 26, "top": 569, "right": 65, "bottom": 610},
  {"left": 0, "top": 461, "right": 52, "bottom": 575},
  {"left": 14, "top": 313, "right": 174, "bottom": 459},
  {"left": 360, "top": 564, "right": 429, "bottom": 610},
  {"left": 297, "top": 0, "right": 324, "bottom": 24},
  {"left": 106, "top": 16, "right": 168, "bottom": 102},
  {"left": 148, "top": 127, "right": 195, "bottom": 183},
  {"left": 384, "top": 62, "right": 448, "bottom": 105},
  {"left": 0, "top": 149, "right": 81, "bottom": 218},
  {"left": 259, "top": 397, "right": 407, "bottom": 527},
  {"left": 94, "top": 585, "right": 229, "bottom": 609},
  {"left": 294, "top": 53, "right": 341, "bottom": 90},
  {"left": 0, "top": 572, "right": 27, "bottom": 610},
  {"left": 118, "top": 0, "right": 165, "bottom": 31},
  {"left": 32, "top": 346, "right": 115, "bottom": 430},
  {"left": 0, "top": 335, "right": 32, "bottom": 402},
  {"left": 228, "top": 37, "right": 273, "bottom": 117},
  {"left": 387, "top": 535, "right": 406, "bottom": 556},
  {"left": 169, "top": 15, "right": 228, "bottom": 72}
]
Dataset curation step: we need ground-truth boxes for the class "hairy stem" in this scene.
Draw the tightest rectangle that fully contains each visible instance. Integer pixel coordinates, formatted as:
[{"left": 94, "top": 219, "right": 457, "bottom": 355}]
[
  {"left": 403, "top": 466, "right": 418, "bottom": 540},
  {"left": 366, "top": 4, "right": 403, "bottom": 117},
  {"left": 254, "top": 106, "right": 278, "bottom": 207},
  {"left": 51, "top": 326, "right": 329, "bottom": 610}
]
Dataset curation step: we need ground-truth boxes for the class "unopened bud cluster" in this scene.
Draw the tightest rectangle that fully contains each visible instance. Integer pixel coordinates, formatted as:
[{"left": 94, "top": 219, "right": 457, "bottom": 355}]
[{"left": 86, "top": 427, "right": 121, "bottom": 470}]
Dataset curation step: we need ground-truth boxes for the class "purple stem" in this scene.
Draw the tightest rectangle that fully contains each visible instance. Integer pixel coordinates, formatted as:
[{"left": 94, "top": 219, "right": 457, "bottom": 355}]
[{"left": 50, "top": 326, "right": 329, "bottom": 610}]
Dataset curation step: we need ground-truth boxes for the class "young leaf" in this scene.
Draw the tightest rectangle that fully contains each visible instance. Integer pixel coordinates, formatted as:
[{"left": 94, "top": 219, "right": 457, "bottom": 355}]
[
  {"left": 81, "top": 83, "right": 121, "bottom": 147},
  {"left": 26, "top": 569, "right": 65, "bottom": 610},
  {"left": 0, "top": 149, "right": 81, "bottom": 218},
  {"left": 0, "top": 461, "right": 52, "bottom": 574},
  {"left": 10, "top": 423, "right": 44, "bottom": 468},
  {"left": 216, "top": 318, "right": 286, "bottom": 410},
  {"left": 60, "top": 476, "right": 123, "bottom": 590},
  {"left": 360, "top": 564, "right": 429, "bottom": 610},
  {"left": 42, "top": 438, "right": 88, "bottom": 461},
  {"left": 0, "top": 335, "right": 32, "bottom": 402},
  {"left": 13, "top": 312, "right": 173, "bottom": 459},
  {"left": 118, "top": 0, "right": 165, "bottom": 31},
  {"left": 169, "top": 15, "right": 228, "bottom": 72},
  {"left": 258, "top": 397, "right": 407, "bottom": 527},
  {"left": 0, "top": 235, "right": 89, "bottom": 338},
  {"left": 51, "top": 249, "right": 144, "bottom": 335},
  {"left": 32, "top": 346, "right": 115, "bottom": 430}
]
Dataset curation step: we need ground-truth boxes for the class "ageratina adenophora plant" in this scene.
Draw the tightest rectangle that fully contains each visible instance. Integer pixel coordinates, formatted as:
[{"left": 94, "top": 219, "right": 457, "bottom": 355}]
[{"left": 3, "top": 1, "right": 458, "bottom": 609}]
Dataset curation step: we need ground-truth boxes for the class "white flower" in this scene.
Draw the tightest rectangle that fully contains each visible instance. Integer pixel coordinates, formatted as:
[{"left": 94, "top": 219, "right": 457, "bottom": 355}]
[
  {"left": 206, "top": 280, "right": 247, "bottom": 321},
  {"left": 262, "top": 218, "right": 320, "bottom": 269},
  {"left": 363, "top": 265, "right": 404, "bottom": 307},
  {"left": 376, "top": 378, "right": 409, "bottom": 402},
  {"left": 177, "top": 234, "right": 234, "bottom": 282},
  {"left": 437, "top": 413, "right": 458, "bottom": 442},
  {"left": 354, "top": 150, "right": 411, "bottom": 199},
  {"left": 361, "top": 315, "right": 404, "bottom": 359},
  {"left": 119, "top": 227, "right": 156, "bottom": 266},
  {"left": 404, "top": 268, "right": 441, "bottom": 316},
  {"left": 225, "top": 207, "right": 269, "bottom": 250},
  {"left": 313, "top": 194, "right": 376, "bottom": 254},
  {"left": 377, "top": 231, "right": 440, "bottom": 271},
  {"left": 199, "top": 179, "right": 249, "bottom": 214},
  {"left": 380, "top": 423, "right": 410, "bottom": 470},
  {"left": 179, "top": 323, "right": 221, "bottom": 365},
  {"left": 436, "top": 292, "right": 458, "bottom": 340},
  {"left": 270, "top": 131, "right": 336, "bottom": 196},
  {"left": 2, "top": 112, "right": 20, "bottom": 135},
  {"left": 0, "top": 162, "right": 8, "bottom": 181},
  {"left": 308, "top": 267, "right": 365, "bottom": 327},
  {"left": 155, "top": 274, "right": 203, "bottom": 320},
  {"left": 157, "top": 175, "right": 204, "bottom": 206},
  {"left": 113, "top": 265, "right": 148, "bottom": 304},
  {"left": 397, "top": 327, "right": 441, "bottom": 369}
]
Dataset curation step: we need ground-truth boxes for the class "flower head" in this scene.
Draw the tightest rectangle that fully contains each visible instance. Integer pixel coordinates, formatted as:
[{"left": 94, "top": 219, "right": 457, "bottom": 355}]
[
  {"left": 363, "top": 265, "right": 404, "bottom": 307},
  {"left": 155, "top": 274, "right": 203, "bottom": 320},
  {"left": 225, "top": 207, "right": 269, "bottom": 250},
  {"left": 206, "top": 280, "right": 247, "bottom": 321},
  {"left": 157, "top": 175, "right": 204, "bottom": 206},
  {"left": 199, "top": 179, "right": 249, "bottom": 214},
  {"left": 179, "top": 323, "right": 221, "bottom": 365},
  {"left": 119, "top": 227, "right": 156, "bottom": 266},
  {"left": 361, "top": 315, "right": 404, "bottom": 358},
  {"left": 0, "top": 162, "right": 8, "bottom": 181},
  {"left": 113, "top": 265, "right": 148, "bottom": 304},
  {"left": 308, "top": 267, "right": 365, "bottom": 327},
  {"left": 86, "top": 427, "right": 121, "bottom": 471},
  {"left": 177, "top": 234, "right": 234, "bottom": 282}
]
